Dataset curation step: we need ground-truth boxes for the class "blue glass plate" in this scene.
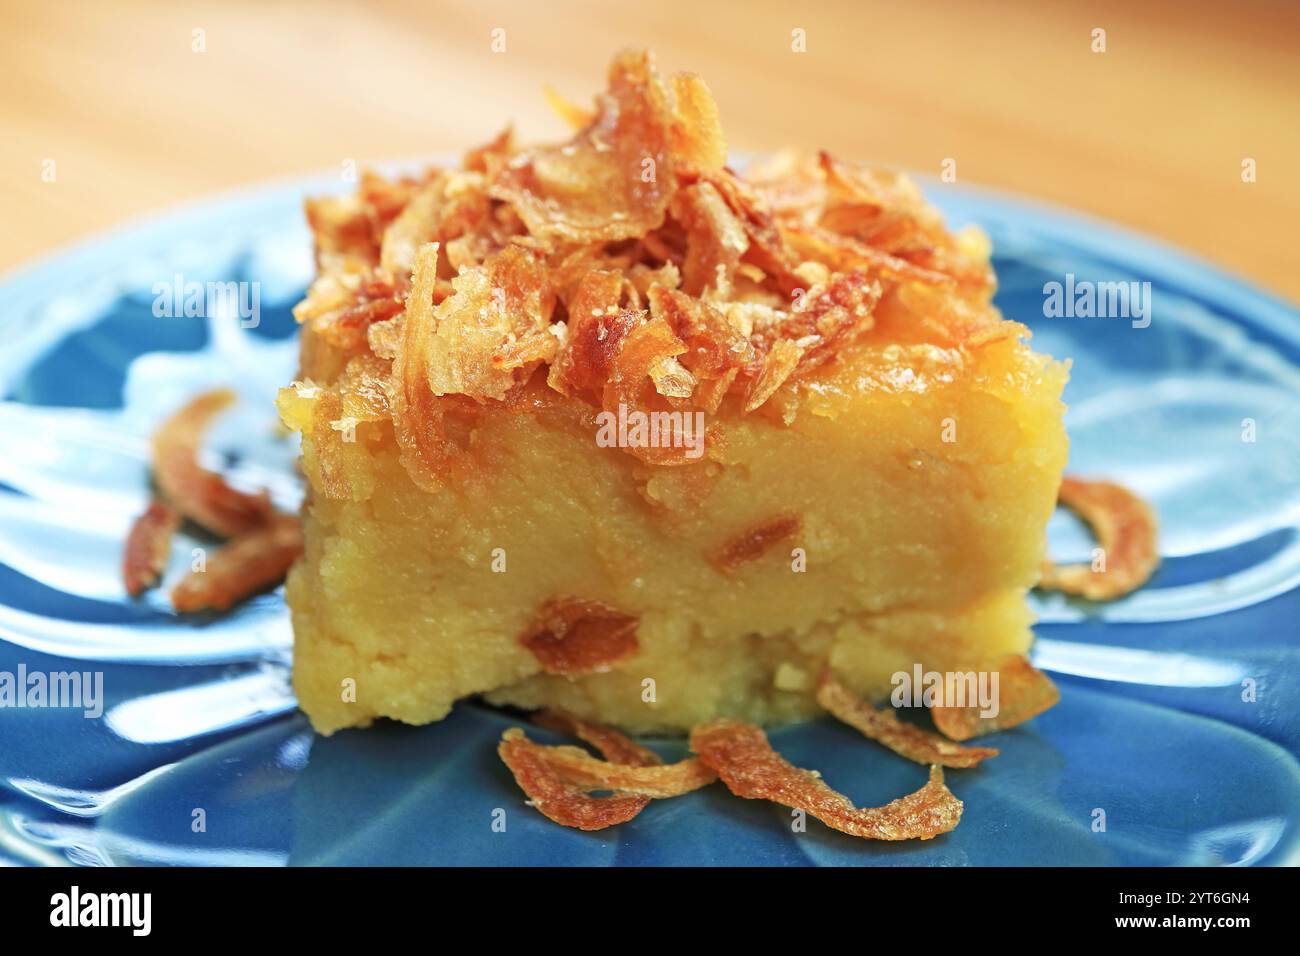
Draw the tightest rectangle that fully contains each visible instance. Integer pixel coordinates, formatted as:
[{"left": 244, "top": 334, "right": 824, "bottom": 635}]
[{"left": 1, "top": 167, "right": 1297, "bottom": 866}]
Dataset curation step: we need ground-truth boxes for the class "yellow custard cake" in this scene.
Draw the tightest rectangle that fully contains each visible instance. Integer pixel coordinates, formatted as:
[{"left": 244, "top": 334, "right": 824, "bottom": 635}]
[{"left": 278, "top": 50, "right": 1068, "bottom": 736}]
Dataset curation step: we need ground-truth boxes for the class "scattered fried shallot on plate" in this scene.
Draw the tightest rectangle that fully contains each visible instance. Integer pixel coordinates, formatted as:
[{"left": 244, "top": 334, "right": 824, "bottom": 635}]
[
  {"left": 151, "top": 388, "right": 273, "bottom": 537},
  {"left": 499, "top": 707, "right": 676, "bottom": 832},
  {"left": 499, "top": 708, "right": 705, "bottom": 831},
  {"left": 1039, "top": 475, "right": 1159, "bottom": 601},
  {"left": 498, "top": 728, "right": 655, "bottom": 831},
  {"left": 816, "top": 669, "right": 999, "bottom": 768},
  {"left": 122, "top": 388, "right": 301, "bottom": 612},
  {"left": 931, "top": 654, "right": 1060, "bottom": 742},
  {"left": 690, "top": 719, "right": 962, "bottom": 841},
  {"left": 122, "top": 499, "right": 181, "bottom": 597},
  {"left": 170, "top": 513, "right": 304, "bottom": 613}
]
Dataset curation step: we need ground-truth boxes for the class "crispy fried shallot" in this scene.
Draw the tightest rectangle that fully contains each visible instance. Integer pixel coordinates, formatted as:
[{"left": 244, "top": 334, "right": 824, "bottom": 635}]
[
  {"left": 1039, "top": 475, "right": 1159, "bottom": 601},
  {"left": 170, "top": 513, "right": 303, "bottom": 613},
  {"left": 498, "top": 709, "right": 671, "bottom": 830},
  {"left": 130, "top": 388, "right": 302, "bottom": 611},
  {"left": 292, "top": 50, "right": 1011, "bottom": 487},
  {"left": 151, "top": 389, "right": 273, "bottom": 537},
  {"left": 499, "top": 728, "right": 653, "bottom": 830},
  {"left": 513, "top": 710, "right": 717, "bottom": 799},
  {"left": 510, "top": 738, "right": 716, "bottom": 798},
  {"left": 931, "top": 655, "right": 1060, "bottom": 741},
  {"left": 490, "top": 51, "right": 683, "bottom": 244},
  {"left": 690, "top": 719, "right": 962, "bottom": 840},
  {"left": 542, "top": 86, "right": 596, "bottom": 131},
  {"left": 533, "top": 708, "right": 662, "bottom": 765},
  {"left": 122, "top": 499, "right": 180, "bottom": 596},
  {"left": 817, "top": 670, "right": 998, "bottom": 767},
  {"left": 388, "top": 242, "right": 463, "bottom": 487},
  {"left": 499, "top": 709, "right": 715, "bottom": 829}
]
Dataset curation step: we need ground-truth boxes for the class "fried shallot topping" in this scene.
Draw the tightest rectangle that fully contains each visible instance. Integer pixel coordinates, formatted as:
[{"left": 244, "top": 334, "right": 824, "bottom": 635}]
[
  {"left": 690, "top": 719, "right": 962, "bottom": 840},
  {"left": 816, "top": 670, "right": 999, "bottom": 768},
  {"left": 521, "top": 598, "right": 640, "bottom": 676},
  {"left": 930, "top": 655, "right": 1060, "bottom": 741},
  {"left": 122, "top": 500, "right": 180, "bottom": 597},
  {"left": 1039, "top": 475, "right": 1160, "bottom": 601},
  {"left": 291, "top": 49, "right": 1006, "bottom": 490}
]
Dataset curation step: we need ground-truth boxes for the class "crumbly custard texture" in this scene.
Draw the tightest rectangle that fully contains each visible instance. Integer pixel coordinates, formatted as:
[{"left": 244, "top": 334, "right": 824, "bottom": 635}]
[{"left": 279, "top": 50, "right": 1068, "bottom": 736}]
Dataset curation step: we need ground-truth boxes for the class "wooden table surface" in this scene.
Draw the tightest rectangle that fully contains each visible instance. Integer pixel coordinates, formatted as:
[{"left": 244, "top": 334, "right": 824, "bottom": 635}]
[{"left": 3, "top": 0, "right": 1297, "bottom": 300}]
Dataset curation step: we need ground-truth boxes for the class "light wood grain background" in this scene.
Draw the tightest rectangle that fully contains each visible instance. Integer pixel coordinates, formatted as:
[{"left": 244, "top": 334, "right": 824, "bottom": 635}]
[{"left": 3, "top": 0, "right": 1297, "bottom": 300}]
